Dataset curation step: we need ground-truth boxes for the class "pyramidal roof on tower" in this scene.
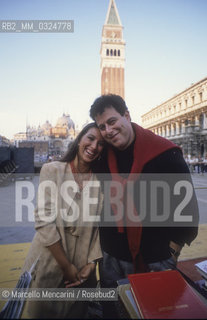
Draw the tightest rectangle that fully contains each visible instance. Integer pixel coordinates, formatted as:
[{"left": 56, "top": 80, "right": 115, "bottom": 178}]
[{"left": 105, "top": 0, "right": 122, "bottom": 26}]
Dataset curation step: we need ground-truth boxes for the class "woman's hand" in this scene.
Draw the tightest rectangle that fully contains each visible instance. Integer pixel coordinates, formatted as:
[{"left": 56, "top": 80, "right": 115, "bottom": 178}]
[
  {"left": 78, "top": 262, "right": 96, "bottom": 280},
  {"left": 63, "top": 263, "right": 81, "bottom": 288},
  {"left": 65, "top": 263, "right": 96, "bottom": 288},
  {"left": 63, "top": 263, "right": 80, "bottom": 283},
  {"left": 47, "top": 241, "right": 81, "bottom": 287}
]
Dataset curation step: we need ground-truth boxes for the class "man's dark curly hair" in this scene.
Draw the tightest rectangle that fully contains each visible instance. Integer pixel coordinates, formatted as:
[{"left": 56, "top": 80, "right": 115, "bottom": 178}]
[{"left": 90, "top": 94, "right": 128, "bottom": 120}]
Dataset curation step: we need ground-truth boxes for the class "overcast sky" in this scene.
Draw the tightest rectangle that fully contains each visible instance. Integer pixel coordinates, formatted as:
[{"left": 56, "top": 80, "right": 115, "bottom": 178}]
[{"left": 0, "top": 0, "right": 207, "bottom": 139}]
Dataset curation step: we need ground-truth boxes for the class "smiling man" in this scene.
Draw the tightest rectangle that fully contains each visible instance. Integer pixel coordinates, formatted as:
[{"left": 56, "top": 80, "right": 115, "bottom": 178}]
[
  {"left": 90, "top": 94, "right": 199, "bottom": 318},
  {"left": 95, "top": 105, "right": 134, "bottom": 151}
]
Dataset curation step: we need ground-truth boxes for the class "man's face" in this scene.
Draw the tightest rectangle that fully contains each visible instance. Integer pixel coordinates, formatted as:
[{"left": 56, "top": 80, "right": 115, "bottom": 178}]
[{"left": 95, "top": 106, "right": 135, "bottom": 150}]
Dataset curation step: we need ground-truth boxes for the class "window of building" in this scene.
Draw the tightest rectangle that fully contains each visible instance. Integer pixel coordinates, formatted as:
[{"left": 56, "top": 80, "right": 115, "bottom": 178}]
[
  {"left": 185, "top": 99, "right": 188, "bottom": 108},
  {"left": 118, "top": 50, "right": 120, "bottom": 56},
  {"left": 110, "top": 49, "right": 113, "bottom": 56},
  {"left": 114, "top": 49, "right": 116, "bottom": 56},
  {"left": 106, "top": 49, "right": 109, "bottom": 56},
  {"left": 192, "top": 96, "right": 195, "bottom": 105},
  {"left": 199, "top": 92, "right": 203, "bottom": 102}
]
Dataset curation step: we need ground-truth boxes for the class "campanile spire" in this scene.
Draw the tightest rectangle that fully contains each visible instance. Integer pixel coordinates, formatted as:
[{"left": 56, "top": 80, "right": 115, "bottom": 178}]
[{"left": 100, "top": 0, "right": 125, "bottom": 98}]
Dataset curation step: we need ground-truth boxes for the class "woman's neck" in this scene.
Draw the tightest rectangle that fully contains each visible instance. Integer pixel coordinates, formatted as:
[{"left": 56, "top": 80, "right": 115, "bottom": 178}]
[{"left": 74, "top": 156, "right": 90, "bottom": 173}]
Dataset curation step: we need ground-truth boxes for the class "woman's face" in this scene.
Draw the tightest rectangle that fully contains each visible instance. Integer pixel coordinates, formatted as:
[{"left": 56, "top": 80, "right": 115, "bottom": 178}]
[{"left": 78, "top": 127, "right": 104, "bottom": 163}]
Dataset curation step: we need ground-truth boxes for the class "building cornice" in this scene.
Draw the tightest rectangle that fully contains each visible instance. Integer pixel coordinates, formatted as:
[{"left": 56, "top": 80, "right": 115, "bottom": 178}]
[{"left": 142, "top": 77, "right": 207, "bottom": 118}]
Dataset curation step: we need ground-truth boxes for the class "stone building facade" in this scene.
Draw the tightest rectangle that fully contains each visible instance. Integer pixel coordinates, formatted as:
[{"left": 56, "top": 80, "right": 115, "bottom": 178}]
[
  {"left": 26, "top": 114, "right": 75, "bottom": 141},
  {"left": 141, "top": 77, "right": 207, "bottom": 156},
  {"left": 100, "top": 0, "right": 125, "bottom": 99},
  {"left": 14, "top": 113, "right": 77, "bottom": 163},
  {"left": 0, "top": 135, "right": 10, "bottom": 147}
]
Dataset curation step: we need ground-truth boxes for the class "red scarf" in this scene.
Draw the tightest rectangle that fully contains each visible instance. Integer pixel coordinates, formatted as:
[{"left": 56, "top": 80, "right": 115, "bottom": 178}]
[{"left": 108, "top": 123, "right": 178, "bottom": 269}]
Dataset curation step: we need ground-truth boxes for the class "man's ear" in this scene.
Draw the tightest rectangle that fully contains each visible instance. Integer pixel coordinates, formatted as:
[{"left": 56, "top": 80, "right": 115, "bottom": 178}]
[{"left": 124, "top": 110, "right": 131, "bottom": 121}]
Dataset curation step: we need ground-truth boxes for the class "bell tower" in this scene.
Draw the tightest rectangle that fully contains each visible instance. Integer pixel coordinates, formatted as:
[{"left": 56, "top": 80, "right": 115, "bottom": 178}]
[{"left": 100, "top": 0, "right": 125, "bottom": 99}]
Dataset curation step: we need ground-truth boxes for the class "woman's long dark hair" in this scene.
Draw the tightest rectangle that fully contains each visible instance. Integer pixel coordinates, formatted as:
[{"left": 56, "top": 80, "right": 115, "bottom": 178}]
[{"left": 60, "top": 122, "right": 103, "bottom": 167}]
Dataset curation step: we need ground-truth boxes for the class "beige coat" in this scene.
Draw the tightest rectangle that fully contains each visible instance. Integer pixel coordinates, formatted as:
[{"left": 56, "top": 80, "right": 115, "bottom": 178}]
[{"left": 22, "top": 161, "right": 103, "bottom": 319}]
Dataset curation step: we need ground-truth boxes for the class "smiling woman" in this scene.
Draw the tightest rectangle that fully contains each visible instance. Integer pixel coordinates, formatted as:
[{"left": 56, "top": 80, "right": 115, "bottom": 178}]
[
  {"left": 21, "top": 122, "right": 105, "bottom": 319},
  {"left": 61, "top": 122, "right": 104, "bottom": 166},
  {"left": 62, "top": 122, "right": 105, "bottom": 199},
  {"left": 72, "top": 126, "right": 104, "bottom": 170}
]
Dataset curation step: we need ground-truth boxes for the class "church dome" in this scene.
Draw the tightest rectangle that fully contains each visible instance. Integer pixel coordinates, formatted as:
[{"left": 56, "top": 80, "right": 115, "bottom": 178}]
[
  {"left": 41, "top": 120, "right": 52, "bottom": 130},
  {"left": 56, "top": 113, "right": 75, "bottom": 130}
]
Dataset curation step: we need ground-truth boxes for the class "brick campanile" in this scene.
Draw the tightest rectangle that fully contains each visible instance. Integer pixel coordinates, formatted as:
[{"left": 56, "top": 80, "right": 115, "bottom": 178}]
[{"left": 100, "top": 0, "right": 125, "bottom": 99}]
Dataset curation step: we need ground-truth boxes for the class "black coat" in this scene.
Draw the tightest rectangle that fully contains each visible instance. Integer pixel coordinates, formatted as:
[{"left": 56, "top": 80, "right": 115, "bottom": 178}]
[{"left": 96, "top": 147, "right": 199, "bottom": 264}]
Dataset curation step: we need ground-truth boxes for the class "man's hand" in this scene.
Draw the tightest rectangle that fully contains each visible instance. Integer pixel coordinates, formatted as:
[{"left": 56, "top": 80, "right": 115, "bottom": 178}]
[{"left": 169, "top": 241, "right": 182, "bottom": 262}]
